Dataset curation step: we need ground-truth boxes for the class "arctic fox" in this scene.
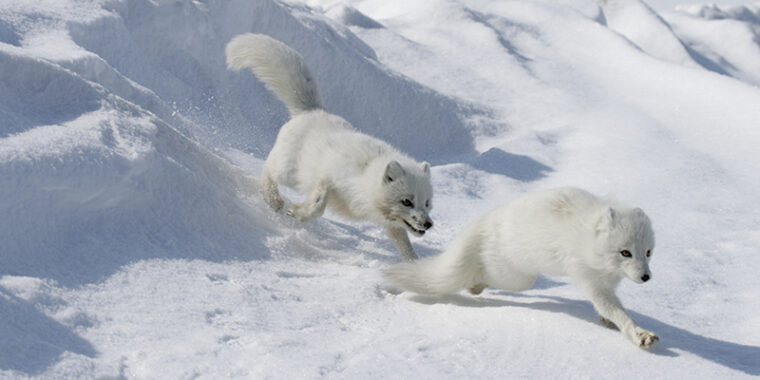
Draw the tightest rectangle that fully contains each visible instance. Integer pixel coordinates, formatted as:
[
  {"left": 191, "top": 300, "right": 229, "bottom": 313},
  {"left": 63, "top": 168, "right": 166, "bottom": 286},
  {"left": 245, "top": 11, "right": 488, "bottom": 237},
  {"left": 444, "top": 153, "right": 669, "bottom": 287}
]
[
  {"left": 225, "top": 34, "right": 433, "bottom": 261},
  {"left": 385, "top": 187, "right": 659, "bottom": 347}
]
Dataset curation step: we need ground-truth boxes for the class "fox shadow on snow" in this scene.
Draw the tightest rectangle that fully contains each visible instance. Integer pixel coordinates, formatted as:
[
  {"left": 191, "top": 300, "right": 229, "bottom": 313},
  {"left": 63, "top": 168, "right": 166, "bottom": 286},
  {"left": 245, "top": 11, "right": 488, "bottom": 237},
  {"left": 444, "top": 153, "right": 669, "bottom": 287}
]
[
  {"left": 407, "top": 288, "right": 760, "bottom": 376},
  {"left": 469, "top": 147, "right": 552, "bottom": 181}
]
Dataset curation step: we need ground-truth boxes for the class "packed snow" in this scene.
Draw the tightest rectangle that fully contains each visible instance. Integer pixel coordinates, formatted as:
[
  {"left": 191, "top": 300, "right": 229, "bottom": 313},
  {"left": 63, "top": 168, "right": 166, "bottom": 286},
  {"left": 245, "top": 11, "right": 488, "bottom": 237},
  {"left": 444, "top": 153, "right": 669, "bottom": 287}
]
[{"left": 1, "top": 0, "right": 759, "bottom": 378}]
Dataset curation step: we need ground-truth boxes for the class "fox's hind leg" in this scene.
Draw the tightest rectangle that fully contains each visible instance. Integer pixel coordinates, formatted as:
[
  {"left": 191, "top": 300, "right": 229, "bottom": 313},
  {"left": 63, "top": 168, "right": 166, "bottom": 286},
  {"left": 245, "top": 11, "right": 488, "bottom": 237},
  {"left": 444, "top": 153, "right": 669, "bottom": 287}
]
[
  {"left": 288, "top": 180, "right": 329, "bottom": 222},
  {"left": 261, "top": 166, "right": 284, "bottom": 211}
]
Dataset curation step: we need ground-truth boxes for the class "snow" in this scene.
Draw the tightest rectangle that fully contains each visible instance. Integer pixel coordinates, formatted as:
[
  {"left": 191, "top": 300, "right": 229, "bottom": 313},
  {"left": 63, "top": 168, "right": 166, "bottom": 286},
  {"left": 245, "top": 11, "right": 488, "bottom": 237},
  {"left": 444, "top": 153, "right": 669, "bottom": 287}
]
[
  {"left": 1, "top": 0, "right": 759, "bottom": 378},
  {"left": 648, "top": 0, "right": 757, "bottom": 10},
  {"left": 662, "top": 3, "right": 760, "bottom": 85}
]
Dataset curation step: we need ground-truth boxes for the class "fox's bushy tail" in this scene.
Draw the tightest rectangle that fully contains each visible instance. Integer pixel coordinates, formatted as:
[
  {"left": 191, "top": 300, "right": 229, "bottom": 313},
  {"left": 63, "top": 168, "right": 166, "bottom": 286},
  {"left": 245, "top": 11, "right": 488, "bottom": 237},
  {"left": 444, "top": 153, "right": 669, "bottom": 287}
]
[
  {"left": 225, "top": 33, "right": 323, "bottom": 116},
  {"left": 384, "top": 229, "right": 483, "bottom": 294}
]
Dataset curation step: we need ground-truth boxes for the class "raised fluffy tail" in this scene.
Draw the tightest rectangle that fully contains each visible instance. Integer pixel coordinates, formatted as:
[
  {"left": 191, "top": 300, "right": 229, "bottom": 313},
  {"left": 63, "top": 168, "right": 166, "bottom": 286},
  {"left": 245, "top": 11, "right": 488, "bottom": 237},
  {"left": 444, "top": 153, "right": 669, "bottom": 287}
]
[
  {"left": 384, "top": 230, "right": 483, "bottom": 294},
  {"left": 225, "top": 33, "right": 323, "bottom": 116}
]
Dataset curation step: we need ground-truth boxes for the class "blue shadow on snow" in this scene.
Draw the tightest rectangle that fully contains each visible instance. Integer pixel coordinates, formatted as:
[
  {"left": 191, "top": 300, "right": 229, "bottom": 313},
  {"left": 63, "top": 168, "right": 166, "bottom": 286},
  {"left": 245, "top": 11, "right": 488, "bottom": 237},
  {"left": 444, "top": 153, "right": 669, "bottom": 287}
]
[
  {"left": 0, "top": 287, "right": 98, "bottom": 375},
  {"left": 470, "top": 147, "right": 551, "bottom": 181},
  {"left": 407, "top": 292, "right": 760, "bottom": 376}
]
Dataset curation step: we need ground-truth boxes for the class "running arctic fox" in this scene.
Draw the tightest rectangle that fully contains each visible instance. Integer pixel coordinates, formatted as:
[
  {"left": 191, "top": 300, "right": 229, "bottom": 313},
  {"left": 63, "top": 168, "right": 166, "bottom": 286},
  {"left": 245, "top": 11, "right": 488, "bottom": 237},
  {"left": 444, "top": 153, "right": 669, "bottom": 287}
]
[
  {"left": 225, "top": 34, "right": 433, "bottom": 261},
  {"left": 385, "top": 187, "right": 659, "bottom": 347}
]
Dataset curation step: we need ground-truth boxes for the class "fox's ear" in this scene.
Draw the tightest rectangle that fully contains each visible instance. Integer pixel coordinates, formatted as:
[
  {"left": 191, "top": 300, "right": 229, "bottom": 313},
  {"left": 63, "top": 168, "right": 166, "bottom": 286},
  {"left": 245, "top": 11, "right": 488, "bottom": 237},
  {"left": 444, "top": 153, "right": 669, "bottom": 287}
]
[
  {"left": 384, "top": 160, "right": 405, "bottom": 184},
  {"left": 596, "top": 207, "right": 615, "bottom": 234},
  {"left": 420, "top": 162, "right": 430, "bottom": 175}
]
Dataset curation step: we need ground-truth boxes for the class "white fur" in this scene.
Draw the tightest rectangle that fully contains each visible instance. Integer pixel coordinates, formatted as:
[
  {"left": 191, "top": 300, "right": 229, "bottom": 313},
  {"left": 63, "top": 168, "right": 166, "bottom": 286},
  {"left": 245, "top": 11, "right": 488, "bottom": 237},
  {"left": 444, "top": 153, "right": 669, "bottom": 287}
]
[
  {"left": 385, "top": 187, "right": 659, "bottom": 347},
  {"left": 226, "top": 33, "right": 322, "bottom": 116},
  {"left": 225, "top": 33, "right": 433, "bottom": 261}
]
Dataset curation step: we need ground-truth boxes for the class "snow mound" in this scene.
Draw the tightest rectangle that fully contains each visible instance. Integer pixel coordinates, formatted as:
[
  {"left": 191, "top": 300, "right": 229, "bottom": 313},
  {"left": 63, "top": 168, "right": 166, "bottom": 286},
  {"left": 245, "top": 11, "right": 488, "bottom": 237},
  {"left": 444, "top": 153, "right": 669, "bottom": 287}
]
[
  {"left": 665, "top": 3, "right": 760, "bottom": 85},
  {"left": 0, "top": 0, "right": 485, "bottom": 288},
  {"left": 0, "top": 74, "right": 273, "bottom": 287},
  {"left": 64, "top": 0, "right": 477, "bottom": 161},
  {"left": 599, "top": 0, "right": 702, "bottom": 68},
  {"left": 0, "top": 52, "right": 101, "bottom": 137},
  {"left": 2, "top": 0, "right": 760, "bottom": 378},
  {"left": 325, "top": 4, "right": 385, "bottom": 29}
]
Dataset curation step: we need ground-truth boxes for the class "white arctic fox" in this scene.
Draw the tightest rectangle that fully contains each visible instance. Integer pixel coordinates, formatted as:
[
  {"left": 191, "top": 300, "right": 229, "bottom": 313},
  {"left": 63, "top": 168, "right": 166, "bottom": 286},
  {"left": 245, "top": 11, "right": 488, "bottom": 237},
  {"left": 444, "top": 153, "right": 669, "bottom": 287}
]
[
  {"left": 225, "top": 33, "right": 433, "bottom": 261},
  {"left": 385, "top": 187, "right": 659, "bottom": 347}
]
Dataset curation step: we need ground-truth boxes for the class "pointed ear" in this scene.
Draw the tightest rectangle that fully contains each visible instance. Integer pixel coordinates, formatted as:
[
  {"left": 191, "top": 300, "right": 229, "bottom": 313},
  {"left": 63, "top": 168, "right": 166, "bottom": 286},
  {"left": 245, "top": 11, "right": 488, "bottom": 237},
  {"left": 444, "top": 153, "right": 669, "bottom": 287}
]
[
  {"left": 384, "top": 160, "right": 405, "bottom": 184},
  {"left": 420, "top": 161, "right": 430, "bottom": 175},
  {"left": 596, "top": 207, "right": 615, "bottom": 234},
  {"left": 605, "top": 207, "right": 616, "bottom": 224}
]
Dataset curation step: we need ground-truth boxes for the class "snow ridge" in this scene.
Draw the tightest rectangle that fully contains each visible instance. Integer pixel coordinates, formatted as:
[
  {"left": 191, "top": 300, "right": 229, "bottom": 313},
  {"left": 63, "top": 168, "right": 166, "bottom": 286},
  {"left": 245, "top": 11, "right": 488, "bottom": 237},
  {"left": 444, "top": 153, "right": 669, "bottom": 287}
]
[{"left": 2, "top": 0, "right": 760, "bottom": 378}]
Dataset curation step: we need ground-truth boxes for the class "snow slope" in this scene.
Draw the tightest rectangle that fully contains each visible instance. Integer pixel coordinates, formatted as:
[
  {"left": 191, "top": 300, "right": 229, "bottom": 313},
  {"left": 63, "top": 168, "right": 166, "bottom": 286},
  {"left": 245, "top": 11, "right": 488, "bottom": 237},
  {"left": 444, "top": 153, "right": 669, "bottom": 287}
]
[
  {"left": 1, "top": 0, "right": 759, "bottom": 378},
  {"left": 663, "top": 3, "right": 760, "bottom": 86}
]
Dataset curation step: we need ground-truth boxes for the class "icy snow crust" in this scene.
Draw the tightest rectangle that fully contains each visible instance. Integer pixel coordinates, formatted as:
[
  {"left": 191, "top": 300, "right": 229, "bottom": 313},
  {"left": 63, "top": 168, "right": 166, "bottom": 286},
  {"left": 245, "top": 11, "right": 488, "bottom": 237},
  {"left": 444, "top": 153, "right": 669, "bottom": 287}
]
[{"left": 1, "top": 0, "right": 759, "bottom": 378}]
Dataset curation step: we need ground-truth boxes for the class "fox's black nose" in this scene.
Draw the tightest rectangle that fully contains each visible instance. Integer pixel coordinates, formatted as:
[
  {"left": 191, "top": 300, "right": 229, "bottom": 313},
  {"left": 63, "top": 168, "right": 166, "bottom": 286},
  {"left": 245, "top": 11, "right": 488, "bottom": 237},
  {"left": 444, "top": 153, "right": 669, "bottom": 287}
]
[
  {"left": 641, "top": 274, "right": 650, "bottom": 282},
  {"left": 423, "top": 221, "right": 433, "bottom": 230}
]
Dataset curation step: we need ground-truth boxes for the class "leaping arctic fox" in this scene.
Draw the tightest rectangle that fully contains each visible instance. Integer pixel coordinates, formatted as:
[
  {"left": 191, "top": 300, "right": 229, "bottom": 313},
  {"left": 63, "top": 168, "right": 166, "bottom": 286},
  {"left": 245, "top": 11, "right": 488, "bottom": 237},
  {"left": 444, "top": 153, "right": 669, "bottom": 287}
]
[
  {"left": 385, "top": 187, "right": 659, "bottom": 347},
  {"left": 226, "top": 33, "right": 433, "bottom": 261}
]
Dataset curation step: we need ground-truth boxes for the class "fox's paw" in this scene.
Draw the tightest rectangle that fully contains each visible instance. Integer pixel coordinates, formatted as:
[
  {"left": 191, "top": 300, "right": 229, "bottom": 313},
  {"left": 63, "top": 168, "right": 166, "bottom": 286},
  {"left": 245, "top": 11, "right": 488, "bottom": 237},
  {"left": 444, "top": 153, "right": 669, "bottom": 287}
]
[
  {"left": 265, "top": 195, "right": 284, "bottom": 212},
  {"left": 633, "top": 328, "right": 658, "bottom": 348},
  {"left": 468, "top": 284, "right": 488, "bottom": 295},
  {"left": 286, "top": 205, "right": 305, "bottom": 222},
  {"left": 287, "top": 204, "right": 320, "bottom": 223}
]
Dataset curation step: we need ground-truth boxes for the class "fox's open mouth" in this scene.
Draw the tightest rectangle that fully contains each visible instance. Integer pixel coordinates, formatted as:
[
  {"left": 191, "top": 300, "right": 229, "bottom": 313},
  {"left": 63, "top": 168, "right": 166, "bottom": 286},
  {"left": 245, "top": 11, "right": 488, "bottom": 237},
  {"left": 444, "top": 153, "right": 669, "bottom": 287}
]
[{"left": 403, "top": 219, "right": 426, "bottom": 236}]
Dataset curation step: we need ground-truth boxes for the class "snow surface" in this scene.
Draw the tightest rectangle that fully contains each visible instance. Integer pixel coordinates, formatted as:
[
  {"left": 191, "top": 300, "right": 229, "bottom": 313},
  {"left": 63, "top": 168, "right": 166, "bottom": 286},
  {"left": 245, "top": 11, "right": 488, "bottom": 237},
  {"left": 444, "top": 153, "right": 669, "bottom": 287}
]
[{"left": 2, "top": 0, "right": 760, "bottom": 378}]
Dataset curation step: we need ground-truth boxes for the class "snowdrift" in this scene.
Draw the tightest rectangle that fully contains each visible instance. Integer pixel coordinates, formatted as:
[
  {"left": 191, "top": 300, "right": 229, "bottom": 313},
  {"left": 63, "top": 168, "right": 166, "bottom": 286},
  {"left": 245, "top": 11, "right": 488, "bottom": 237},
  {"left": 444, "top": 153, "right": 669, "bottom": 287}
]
[
  {"left": 664, "top": 3, "right": 760, "bottom": 85},
  {"left": 0, "top": 2, "right": 478, "bottom": 374},
  {"left": 2, "top": 0, "right": 760, "bottom": 378},
  {"left": 0, "top": 47, "right": 273, "bottom": 288},
  {"left": 66, "top": 0, "right": 476, "bottom": 160},
  {"left": 0, "top": 0, "right": 480, "bottom": 285}
]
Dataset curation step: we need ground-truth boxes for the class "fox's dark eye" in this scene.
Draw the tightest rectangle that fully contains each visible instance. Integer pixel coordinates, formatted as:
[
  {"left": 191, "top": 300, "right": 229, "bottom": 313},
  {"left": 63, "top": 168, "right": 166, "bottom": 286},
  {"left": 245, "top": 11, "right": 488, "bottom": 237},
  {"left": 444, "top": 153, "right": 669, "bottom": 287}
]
[
  {"left": 425, "top": 200, "right": 430, "bottom": 208},
  {"left": 401, "top": 199, "right": 414, "bottom": 208},
  {"left": 646, "top": 249, "right": 651, "bottom": 257},
  {"left": 620, "top": 250, "right": 632, "bottom": 258}
]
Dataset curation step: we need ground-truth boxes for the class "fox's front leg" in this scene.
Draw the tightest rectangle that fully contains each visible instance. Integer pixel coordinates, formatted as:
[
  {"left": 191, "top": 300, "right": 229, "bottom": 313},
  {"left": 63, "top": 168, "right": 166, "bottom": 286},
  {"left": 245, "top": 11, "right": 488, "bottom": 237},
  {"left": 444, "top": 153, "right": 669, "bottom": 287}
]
[
  {"left": 260, "top": 166, "right": 284, "bottom": 211},
  {"left": 288, "top": 181, "right": 329, "bottom": 222},
  {"left": 580, "top": 281, "right": 658, "bottom": 348},
  {"left": 386, "top": 226, "right": 417, "bottom": 262}
]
